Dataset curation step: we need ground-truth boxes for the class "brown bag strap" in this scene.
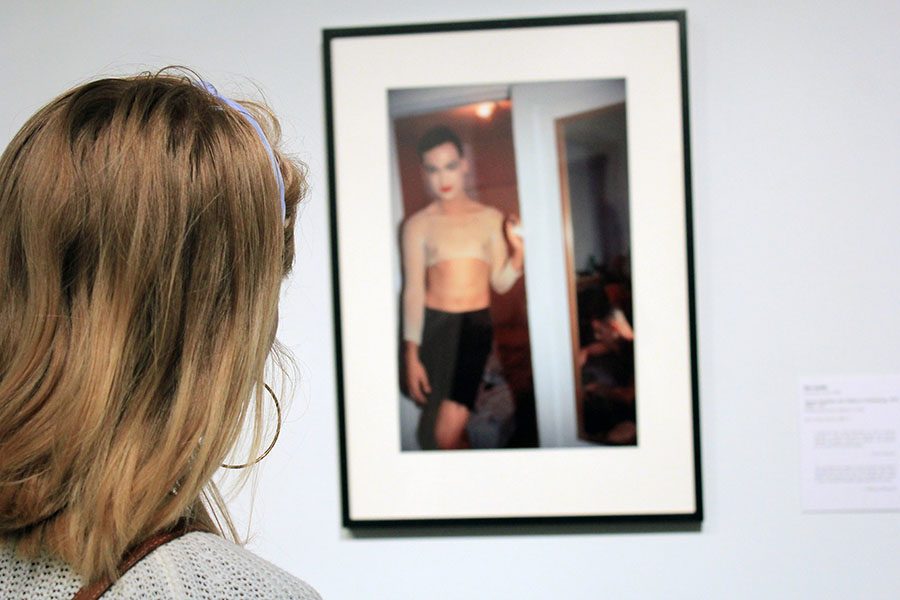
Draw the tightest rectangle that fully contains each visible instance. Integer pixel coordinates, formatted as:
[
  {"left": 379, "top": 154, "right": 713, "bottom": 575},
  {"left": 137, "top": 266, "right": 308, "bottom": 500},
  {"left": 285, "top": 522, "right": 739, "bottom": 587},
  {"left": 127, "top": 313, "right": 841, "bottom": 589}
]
[{"left": 72, "top": 523, "right": 202, "bottom": 600}]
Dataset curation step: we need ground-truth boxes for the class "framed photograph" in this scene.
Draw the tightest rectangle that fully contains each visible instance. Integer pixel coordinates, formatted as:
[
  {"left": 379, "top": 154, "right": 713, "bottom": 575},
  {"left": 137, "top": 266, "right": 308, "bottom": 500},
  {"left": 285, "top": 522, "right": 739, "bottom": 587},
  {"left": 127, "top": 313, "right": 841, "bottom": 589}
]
[{"left": 324, "top": 11, "right": 701, "bottom": 526}]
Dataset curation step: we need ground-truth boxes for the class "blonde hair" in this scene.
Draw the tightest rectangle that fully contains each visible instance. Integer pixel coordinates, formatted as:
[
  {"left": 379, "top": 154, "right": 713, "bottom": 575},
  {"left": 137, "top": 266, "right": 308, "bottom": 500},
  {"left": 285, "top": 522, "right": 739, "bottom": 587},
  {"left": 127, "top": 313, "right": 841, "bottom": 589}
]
[{"left": 0, "top": 69, "right": 305, "bottom": 582}]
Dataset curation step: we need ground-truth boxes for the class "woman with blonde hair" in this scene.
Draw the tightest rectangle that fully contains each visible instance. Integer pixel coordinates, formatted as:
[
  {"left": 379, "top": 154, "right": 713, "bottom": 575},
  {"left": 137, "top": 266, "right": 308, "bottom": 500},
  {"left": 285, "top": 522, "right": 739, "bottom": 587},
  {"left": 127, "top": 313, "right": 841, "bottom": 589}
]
[{"left": 0, "top": 70, "right": 319, "bottom": 598}]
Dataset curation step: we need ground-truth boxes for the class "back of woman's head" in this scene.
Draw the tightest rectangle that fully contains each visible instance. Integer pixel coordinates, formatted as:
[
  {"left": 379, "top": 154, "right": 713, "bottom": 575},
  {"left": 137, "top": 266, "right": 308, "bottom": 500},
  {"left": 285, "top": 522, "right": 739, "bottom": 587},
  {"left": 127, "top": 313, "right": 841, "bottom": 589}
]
[{"left": 0, "top": 69, "right": 305, "bottom": 582}]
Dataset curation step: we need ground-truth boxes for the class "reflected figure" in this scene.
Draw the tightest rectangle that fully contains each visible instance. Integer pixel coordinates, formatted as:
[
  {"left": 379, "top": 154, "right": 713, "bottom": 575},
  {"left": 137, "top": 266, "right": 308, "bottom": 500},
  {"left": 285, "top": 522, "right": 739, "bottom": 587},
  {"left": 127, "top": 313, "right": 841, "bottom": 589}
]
[
  {"left": 577, "top": 284, "right": 636, "bottom": 445},
  {"left": 401, "top": 126, "right": 524, "bottom": 449}
]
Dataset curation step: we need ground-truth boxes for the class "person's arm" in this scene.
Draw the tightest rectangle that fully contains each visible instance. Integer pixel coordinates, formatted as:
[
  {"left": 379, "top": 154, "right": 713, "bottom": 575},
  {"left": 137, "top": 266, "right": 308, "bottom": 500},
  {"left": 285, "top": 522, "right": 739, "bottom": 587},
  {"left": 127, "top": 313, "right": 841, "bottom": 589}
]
[
  {"left": 401, "top": 216, "right": 431, "bottom": 404},
  {"left": 489, "top": 211, "right": 524, "bottom": 294}
]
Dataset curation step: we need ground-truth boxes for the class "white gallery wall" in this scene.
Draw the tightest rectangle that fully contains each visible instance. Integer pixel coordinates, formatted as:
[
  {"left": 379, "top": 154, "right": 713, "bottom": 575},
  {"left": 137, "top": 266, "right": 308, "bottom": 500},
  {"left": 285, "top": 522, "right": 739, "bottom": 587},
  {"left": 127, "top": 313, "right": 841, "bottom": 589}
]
[{"left": 2, "top": 1, "right": 898, "bottom": 598}]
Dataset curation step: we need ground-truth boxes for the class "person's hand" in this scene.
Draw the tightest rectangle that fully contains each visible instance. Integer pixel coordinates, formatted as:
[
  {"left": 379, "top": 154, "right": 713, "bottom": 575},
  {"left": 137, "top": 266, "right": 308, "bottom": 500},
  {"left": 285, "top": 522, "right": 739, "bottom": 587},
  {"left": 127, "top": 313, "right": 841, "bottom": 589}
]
[
  {"left": 406, "top": 353, "right": 431, "bottom": 406},
  {"left": 504, "top": 214, "right": 524, "bottom": 253},
  {"left": 591, "top": 319, "right": 619, "bottom": 347},
  {"left": 607, "top": 308, "right": 634, "bottom": 341}
]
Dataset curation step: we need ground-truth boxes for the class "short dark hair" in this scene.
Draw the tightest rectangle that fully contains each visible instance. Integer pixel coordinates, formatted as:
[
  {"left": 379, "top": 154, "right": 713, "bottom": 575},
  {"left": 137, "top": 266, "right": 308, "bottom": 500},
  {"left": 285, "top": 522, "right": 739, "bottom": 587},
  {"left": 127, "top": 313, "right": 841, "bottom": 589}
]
[{"left": 416, "top": 125, "right": 463, "bottom": 160}]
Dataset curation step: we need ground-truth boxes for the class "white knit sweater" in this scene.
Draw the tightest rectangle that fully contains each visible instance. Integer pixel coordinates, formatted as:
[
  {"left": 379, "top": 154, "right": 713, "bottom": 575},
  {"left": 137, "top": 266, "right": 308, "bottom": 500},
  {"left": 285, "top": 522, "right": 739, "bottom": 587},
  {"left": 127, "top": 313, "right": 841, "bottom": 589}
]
[{"left": 0, "top": 532, "right": 321, "bottom": 599}]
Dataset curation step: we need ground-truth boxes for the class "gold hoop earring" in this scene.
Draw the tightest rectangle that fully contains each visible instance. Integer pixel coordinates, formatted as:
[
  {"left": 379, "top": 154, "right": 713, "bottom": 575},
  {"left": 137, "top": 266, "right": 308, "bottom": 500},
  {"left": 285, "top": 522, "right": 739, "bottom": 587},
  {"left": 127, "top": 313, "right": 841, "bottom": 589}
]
[{"left": 221, "top": 383, "right": 282, "bottom": 470}]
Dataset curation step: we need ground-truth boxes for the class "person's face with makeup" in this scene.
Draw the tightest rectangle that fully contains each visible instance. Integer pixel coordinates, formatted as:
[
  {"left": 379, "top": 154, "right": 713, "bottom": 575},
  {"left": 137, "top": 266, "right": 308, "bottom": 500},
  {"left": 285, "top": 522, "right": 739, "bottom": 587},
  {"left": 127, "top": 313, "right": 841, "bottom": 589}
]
[{"left": 421, "top": 141, "right": 467, "bottom": 201}]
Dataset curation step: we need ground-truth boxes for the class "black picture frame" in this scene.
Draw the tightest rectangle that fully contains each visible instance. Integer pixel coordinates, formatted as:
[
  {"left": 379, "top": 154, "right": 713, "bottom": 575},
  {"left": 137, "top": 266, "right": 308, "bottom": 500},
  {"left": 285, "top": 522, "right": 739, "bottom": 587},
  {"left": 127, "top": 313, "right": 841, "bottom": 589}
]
[{"left": 324, "top": 11, "right": 701, "bottom": 528}]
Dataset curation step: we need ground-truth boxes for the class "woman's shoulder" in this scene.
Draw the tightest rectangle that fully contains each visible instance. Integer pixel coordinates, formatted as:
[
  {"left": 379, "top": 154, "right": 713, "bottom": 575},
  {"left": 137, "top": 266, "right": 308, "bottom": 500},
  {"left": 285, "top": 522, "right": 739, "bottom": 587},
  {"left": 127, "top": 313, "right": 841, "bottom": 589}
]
[
  {"left": 118, "top": 531, "right": 322, "bottom": 599},
  {"left": 0, "top": 533, "right": 321, "bottom": 600},
  {"left": 479, "top": 204, "right": 503, "bottom": 221},
  {"left": 404, "top": 204, "right": 440, "bottom": 239},
  {"left": 407, "top": 202, "right": 439, "bottom": 221},
  {"left": 470, "top": 204, "right": 504, "bottom": 229}
]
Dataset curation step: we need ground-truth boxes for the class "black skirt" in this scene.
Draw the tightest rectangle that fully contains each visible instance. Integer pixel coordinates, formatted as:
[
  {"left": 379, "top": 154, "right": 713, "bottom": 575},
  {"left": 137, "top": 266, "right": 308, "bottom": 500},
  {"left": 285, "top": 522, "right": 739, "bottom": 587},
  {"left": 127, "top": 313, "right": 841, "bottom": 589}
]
[{"left": 418, "top": 307, "right": 493, "bottom": 410}]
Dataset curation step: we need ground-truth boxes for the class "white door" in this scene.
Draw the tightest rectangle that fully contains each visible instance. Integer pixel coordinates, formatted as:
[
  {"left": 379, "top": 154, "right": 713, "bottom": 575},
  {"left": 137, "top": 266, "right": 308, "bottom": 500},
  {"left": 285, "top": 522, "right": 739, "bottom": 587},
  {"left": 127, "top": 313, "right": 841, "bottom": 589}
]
[{"left": 511, "top": 79, "right": 626, "bottom": 448}]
